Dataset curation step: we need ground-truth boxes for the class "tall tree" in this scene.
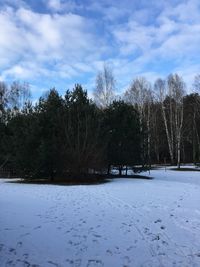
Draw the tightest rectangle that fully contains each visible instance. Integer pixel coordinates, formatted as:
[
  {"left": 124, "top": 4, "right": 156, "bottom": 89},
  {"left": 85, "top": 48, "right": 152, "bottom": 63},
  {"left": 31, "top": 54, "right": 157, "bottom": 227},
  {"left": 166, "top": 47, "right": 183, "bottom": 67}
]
[
  {"left": 63, "top": 84, "right": 104, "bottom": 176},
  {"left": 125, "top": 77, "right": 152, "bottom": 167},
  {"left": 194, "top": 74, "right": 200, "bottom": 93},
  {"left": 0, "top": 82, "right": 8, "bottom": 123},
  {"left": 36, "top": 88, "right": 65, "bottom": 180},
  {"left": 8, "top": 81, "right": 31, "bottom": 115},
  {"left": 155, "top": 78, "right": 174, "bottom": 163},
  {"left": 155, "top": 74, "right": 185, "bottom": 167},
  {"left": 93, "top": 63, "right": 116, "bottom": 108},
  {"left": 169, "top": 74, "right": 185, "bottom": 168},
  {"left": 104, "top": 101, "right": 140, "bottom": 175},
  {"left": 183, "top": 93, "right": 200, "bottom": 163}
]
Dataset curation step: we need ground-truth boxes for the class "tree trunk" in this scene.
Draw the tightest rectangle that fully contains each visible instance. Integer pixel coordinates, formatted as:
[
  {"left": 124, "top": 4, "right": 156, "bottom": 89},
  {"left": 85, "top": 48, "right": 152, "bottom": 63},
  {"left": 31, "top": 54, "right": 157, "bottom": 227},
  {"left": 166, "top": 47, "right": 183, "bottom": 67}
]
[
  {"left": 162, "top": 104, "right": 174, "bottom": 164},
  {"left": 125, "top": 166, "right": 128, "bottom": 176},
  {"left": 194, "top": 119, "right": 200, "bottom": 162},
  {"left": 119, "top": 166, "right": 122, "bottom": 176},
  {"left": 177, "top": 134, "right": 181, "bottom": 168},
  {"left": 177, "top": 102, "right": 184, "bottom": 169},
  {"left": 107, "top": 164, "right": 110, "bottom": 175},
  {"left": 147, "top": 102, "right": 151, "bottom": 168}
]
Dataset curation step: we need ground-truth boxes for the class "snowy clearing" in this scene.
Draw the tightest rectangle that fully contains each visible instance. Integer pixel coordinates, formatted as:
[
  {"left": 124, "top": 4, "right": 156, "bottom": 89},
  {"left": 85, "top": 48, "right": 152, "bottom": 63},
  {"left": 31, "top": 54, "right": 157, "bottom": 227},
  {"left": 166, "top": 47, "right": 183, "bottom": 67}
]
[{"left": 0, "top": 168, "right": 200, "bottom": 267}]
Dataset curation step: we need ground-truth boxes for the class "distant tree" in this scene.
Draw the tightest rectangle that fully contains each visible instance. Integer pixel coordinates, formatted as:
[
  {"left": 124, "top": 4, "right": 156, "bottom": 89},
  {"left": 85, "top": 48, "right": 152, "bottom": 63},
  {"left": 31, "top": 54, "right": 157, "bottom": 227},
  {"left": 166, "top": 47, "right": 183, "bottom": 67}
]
[
  {"left": 125, "top": 77, "right": 152, "bottom": 167},
  {"left": 155, "top": 74, "right": 185, "bottom": 167},
  {"left": 155, "top": 78, "right": 174, "bottom": 164},
  {"left": 183, "top": 93, "right": 200, "bottom": 163},
  {"left": 193, "top": 74, "right": 200, "bottom": 93},
  {"left": 35, "top": 88, "right": 65, "bottom": 180},
  {"left": 63, "top": 84, "right": 104, "bottom": 176},
  {"left": 8, "top": 81, "right": 31, "bottom": 115},
  {"left": 150, "top": 101, "right": 166, "bottom": 163},
  {"left": 0, "top": 82, "right": 9, "bottom": 122},
  {"left": 5, "top": 102, "right": 39, "bottom": 175},
  {"left": 169, "top": 74, "right": 185, "bottom": 168},
  {"left": 104, "top": 101, "right": 140, "bottom": 175},
  {"left": 0, "top": 121, "right": 7, "bottom": 168},
  {"left": 93, "top": 63, "right": 116, "bottom": 108},
  {"left": 0, "top": 81, "right": 32, "bottom": 170}
]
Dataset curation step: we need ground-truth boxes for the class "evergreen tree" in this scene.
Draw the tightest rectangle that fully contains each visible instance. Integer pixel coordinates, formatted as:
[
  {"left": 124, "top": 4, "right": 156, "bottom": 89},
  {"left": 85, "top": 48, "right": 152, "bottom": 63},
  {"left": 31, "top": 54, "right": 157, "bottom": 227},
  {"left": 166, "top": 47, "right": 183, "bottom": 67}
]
[
  {"left": 104, "top": 101, "right": 141, "bottom": 175},
  {"left": 63, "top": 84, "right": 104, "bottom": 177}
]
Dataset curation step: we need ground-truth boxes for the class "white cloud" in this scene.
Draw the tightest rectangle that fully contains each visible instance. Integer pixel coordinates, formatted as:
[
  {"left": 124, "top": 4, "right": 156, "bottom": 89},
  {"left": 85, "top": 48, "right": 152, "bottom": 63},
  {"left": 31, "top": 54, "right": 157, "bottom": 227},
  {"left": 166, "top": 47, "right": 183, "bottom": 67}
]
[
  {"left": 110, "top": 0, "right": 200, "bottom": 89},
  {"left": 0, "top": 6, "right": 102, "bottom": 81},
  {"left": 47, "top": 0, "right": 62, "bottom": 11},
  {"left": 0, "top": 0, "right": 200, "bottom": 97}
]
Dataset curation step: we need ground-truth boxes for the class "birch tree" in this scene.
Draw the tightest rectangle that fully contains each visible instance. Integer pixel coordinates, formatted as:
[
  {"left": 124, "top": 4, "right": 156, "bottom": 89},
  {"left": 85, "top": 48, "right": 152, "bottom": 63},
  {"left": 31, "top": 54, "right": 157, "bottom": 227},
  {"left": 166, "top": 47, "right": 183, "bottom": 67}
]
[
  {"left": 125, "top": 77, "right": 152, "bottom": 167},
  {"left": 169, "top": 74, "right": 185, "bottom": 168},
  {"left": 194, "top": 74, "right": 200, "bottom": 94},
  {"left": 93, "top": 63, "right": 116, "bottom": 108},
  {"left": 154, "top": 78, "right": 174, "bottom": 163},
  {"left": 9, "top": 81, "right": 31, "bottom": 113},
  {"left": 0, "top": 82, "right": 8, "bottom": 122},
  {"left": 155, "top": 74, "right": 185, "bottom": 167},
  {"left": 192, "top": 75, "right": 200, "bottom": 162}
]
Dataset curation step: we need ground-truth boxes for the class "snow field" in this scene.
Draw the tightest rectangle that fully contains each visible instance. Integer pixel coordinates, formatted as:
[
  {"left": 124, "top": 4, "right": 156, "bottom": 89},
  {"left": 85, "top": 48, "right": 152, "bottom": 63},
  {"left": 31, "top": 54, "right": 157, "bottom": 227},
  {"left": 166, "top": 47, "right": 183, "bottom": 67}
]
[{"left": 0, "top": 167, "right": 200, "bottom": 266}]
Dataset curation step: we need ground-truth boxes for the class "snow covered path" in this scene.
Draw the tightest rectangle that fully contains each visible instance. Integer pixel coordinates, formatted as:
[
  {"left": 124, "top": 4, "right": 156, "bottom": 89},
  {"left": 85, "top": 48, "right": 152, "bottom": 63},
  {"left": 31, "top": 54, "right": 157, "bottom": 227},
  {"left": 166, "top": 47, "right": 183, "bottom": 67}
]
[{"left": 1, "top": 168, "right": 200, "bottom": 267}]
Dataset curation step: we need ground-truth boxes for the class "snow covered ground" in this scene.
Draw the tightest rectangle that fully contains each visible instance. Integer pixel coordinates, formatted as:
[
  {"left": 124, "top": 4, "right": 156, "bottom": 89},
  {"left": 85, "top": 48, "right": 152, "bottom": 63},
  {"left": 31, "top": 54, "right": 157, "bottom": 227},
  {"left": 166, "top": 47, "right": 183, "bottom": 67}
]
[{"left": 0, "top": 167, "right": 200, "bottom": 267}]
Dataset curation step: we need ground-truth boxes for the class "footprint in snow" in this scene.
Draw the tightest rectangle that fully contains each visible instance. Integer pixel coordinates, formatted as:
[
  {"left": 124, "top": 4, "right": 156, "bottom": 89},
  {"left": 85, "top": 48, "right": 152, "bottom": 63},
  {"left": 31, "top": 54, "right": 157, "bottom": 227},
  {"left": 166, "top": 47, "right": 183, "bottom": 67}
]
[
  {"left": 6, "top": 260, "right": 13, "bottom": 265},
  {"left": 9, "top": 248, "right": 16, "bottom": 254},
  {"left": 162, "top": 240, "right": 168, "bottom": 246},
  {"left": 152, "top": 234, "right": 160, "bottom": 241},
  {"left": 17, "top": 241, "right": 23, "bottom": 247},
  {"left": 66, "top": 259, "right": 74, "bottom": 265},
  {"left": 47, "top": 260, "right": 60, "bottom": 266},
  {"left": 158, "top": 252, "right": 166, "bottom": 256},
  {"left": 34, "top": 226, "right": 41, "bottom": 230},
  {"left": 106, "top": 249, "right": 113, "bottom": 255},
  {"left": 123, "top": 255, "right": 131, "bottom": 264},
  {"left": 127, "top": 246, "right": 133, "bottom": 251},
  {"left": 154, "top": 219, "right": 162, "bottom": 223},
  {"left": 87, "top": 259, "right": 104, "bottom": 267}
]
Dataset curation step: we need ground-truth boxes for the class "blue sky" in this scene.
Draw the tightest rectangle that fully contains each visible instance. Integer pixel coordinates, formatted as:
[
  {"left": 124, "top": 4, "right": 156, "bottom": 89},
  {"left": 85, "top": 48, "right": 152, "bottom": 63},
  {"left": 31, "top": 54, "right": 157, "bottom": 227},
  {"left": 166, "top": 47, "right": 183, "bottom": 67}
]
[{"left": 0, "top": 0, "right": 200, "bottom": 99}]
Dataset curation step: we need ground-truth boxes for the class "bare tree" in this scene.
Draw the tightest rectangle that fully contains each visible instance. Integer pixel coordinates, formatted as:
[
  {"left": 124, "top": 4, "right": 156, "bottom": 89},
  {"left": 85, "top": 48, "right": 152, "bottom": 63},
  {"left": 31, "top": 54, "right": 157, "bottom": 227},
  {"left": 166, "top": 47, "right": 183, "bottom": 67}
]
[
  {"left": 169, "top": 74, "right": 185, "bottom": 168},
  {"left": 8, "top": 81, "right": 31, "bottom": 114},
  {"left": 193, "top": 74, "right": 200, "bottom": 93},
  {"left": 93, "top": 63, "right": 116, "bottom": 108},
  {"left": 0, "top": 82, "right": 8, "bottom": 122},
  {"left": 125, "top": 77, "right": 153, "bottom": 167},
  {"left": 192, "top": 75, "right": 200, "bottom": 162},
  {"left": 155, "top": 74, "right": 185, "bottom": 167},
  {"left": 155, "top": 78, "right": 174, "bottom": 164},
  {"left": 150, "top": 101, "right": 162, "bottom": 163}
]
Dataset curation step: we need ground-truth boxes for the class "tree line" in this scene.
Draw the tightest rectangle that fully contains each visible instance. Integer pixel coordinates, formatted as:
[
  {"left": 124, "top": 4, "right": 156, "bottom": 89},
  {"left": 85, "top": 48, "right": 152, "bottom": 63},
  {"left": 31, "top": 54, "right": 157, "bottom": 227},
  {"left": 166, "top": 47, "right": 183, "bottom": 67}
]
[
  {"left": 0, "top": 67, "right": 200, "bottom": 180},
  {"left": 0, "top": 82, "right": 140, "bottom": 180},
  {"left": 93, "top": 65, "right": 200, "bottom": 169}
]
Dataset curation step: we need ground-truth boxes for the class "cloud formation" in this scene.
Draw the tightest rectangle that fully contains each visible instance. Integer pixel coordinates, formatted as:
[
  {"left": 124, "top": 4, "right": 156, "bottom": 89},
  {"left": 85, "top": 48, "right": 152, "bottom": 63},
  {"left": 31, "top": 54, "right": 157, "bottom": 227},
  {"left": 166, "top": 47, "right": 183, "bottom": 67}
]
[{"left": 0, "top": 0, "right": 200, "bottom": 97}]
